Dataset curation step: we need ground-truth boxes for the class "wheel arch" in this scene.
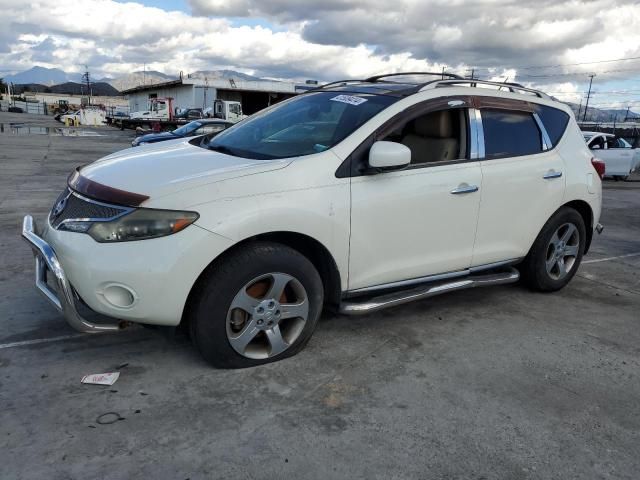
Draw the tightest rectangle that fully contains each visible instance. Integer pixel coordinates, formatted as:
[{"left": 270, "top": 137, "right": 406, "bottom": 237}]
[
  {"left": 181, "top": 231, "right": 343, "bottom": 326},
  {"left": 562, "top": 199, "right": 594, "bottom": 254}
]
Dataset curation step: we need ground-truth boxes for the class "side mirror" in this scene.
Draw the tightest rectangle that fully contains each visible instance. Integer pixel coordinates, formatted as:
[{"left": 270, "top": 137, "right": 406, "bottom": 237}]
[
  {"left": 590, "top": 144, "right": 601, "bottom": 150},
  {"left": 368, "top": 141, "right": 411, "bottom": 169}
]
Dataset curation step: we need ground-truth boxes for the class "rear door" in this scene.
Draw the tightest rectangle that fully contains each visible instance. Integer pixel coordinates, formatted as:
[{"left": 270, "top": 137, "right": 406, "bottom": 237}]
[{"left": 471, "top": 98, "right": 567, "bottom": 266}]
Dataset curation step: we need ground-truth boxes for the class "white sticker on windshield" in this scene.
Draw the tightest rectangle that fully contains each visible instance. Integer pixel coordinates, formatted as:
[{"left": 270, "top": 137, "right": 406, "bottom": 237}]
[{"left": 330, "top": 95, "right": 368, "bottom": 106}]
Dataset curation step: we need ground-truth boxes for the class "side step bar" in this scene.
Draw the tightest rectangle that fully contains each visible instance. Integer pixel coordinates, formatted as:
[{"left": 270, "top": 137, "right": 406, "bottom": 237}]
[{"left": 339, "top": 267, "right": 520, "bottom": 315}]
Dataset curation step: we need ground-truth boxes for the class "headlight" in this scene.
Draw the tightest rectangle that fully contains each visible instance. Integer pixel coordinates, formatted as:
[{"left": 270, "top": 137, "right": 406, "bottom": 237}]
[{"left": 59, "top": 209, "right": 199, "bottom": 242}]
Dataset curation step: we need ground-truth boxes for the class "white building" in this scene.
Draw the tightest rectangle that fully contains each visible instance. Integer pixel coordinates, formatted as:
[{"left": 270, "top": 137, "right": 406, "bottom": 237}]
[{"left": 121, "top": 76, "right": 313, "bottom": 115}]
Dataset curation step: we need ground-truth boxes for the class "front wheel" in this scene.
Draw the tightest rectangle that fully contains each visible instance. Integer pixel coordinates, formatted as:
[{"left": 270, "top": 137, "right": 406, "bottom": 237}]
[
  {"left": 189, "top": 242, "right": 324, "bottom": 368},
  {"left": 520, "top": 207, "right": 586, "bottom": 292}
]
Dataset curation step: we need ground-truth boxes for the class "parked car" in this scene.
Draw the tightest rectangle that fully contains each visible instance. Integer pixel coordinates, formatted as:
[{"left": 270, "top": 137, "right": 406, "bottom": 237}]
[
  {"left": 23, "top": 73, "right": 603, "bottom": 368},
  {"left": 174, "top": 108, "right": 205, "bottom": 120},
  {"left": 583, "top": 131, "right": 640, "bottom": 180},
  {"left": 131, "top": 119, "right": 233, "bottom": 147}
]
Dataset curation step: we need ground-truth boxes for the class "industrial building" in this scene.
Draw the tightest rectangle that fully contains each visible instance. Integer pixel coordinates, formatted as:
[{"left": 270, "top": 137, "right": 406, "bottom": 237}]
[{"left": 121, "top": 75, "right": 313, "bottom": 115}]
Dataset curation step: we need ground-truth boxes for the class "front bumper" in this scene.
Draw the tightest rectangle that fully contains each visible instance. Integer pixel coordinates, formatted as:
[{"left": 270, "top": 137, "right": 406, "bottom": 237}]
[
  {"left": 21, "top": 215, "right": 124, "bottom": 333},
  {"left": 23, "top": 213, "right": 235, "bottom": 328}
]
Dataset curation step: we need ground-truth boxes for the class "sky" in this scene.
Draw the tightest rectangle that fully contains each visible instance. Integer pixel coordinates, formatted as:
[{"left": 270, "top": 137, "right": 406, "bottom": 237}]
[{"left": 1, "top": 0, "right": 640, "bottom": 111}]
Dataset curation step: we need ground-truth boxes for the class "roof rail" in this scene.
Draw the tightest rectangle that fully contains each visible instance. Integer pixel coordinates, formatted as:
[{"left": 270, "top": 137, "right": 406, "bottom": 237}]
[
  {"left": 365, "top": 71, "right": 463, "bottom": 82},
  {"left": 421, "top": 79, "right": 550, "bottom": 99},
  {"left": 305, "top": 79, "right": 376, "bottom": 93}
]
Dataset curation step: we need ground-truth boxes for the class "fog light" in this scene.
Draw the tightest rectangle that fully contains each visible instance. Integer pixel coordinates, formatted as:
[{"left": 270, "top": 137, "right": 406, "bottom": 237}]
[{"left": 101, "top": 284, "right": 136, "bottom": 308}]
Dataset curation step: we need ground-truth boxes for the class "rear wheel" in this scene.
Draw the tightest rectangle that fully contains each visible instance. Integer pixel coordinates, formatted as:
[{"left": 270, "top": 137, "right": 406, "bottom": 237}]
[
  {"left": 189, "top": 242, "right": 324, "bottom": 368},
  {"left": 520, "top": 207, "right": 586, "bottom": 292}
]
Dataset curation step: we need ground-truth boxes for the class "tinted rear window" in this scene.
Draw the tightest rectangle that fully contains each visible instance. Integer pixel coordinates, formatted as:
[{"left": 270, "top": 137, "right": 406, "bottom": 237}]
[
  {"left": 482, "top": 110, "right": 543, "bottom": 159},
  {"left": 534, "top": 104, "right": 570, "bottom": 147}
]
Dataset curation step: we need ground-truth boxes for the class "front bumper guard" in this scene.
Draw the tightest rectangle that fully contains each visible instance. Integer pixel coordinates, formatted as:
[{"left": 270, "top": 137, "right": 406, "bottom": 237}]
[{"left": 21, "top": 215, "right": 125, "bottom": 333}]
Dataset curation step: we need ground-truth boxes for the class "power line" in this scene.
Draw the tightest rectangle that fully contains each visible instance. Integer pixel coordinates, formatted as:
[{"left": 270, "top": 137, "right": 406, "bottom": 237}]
[
  {"left": 471, "top": 55, "right": 640, "bottom": 72},
  {"left": 513, "top": 67, "right": 640, "bottom": 79}
]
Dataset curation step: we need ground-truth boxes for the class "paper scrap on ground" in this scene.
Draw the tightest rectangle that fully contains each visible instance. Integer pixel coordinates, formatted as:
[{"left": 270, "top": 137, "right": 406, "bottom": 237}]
[
  {"left": 330, "top": 95, "right": 367, "bottom": 106},
  {"left": 81, "top": 372, "right": 120, "bottom": 385}
]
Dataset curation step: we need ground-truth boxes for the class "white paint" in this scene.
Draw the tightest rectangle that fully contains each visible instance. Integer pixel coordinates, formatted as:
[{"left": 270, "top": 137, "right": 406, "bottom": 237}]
[
  {"left": 583, "top": 252, "right": 640, "bottom": 264},
  {"left": 0, "top": 334, "right": 85, "bottom": 350},
  {"left": 38, "top": 86, "right": 601, "bottom": 327}
]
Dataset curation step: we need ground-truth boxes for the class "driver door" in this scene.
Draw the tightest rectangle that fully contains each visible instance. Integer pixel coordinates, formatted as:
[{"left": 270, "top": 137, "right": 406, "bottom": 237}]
[{"left": 348, "top": 104, "right": 482, "bottom": 291}]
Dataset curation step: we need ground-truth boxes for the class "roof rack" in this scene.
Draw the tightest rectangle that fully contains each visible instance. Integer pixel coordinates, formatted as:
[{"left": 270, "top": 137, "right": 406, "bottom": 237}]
[
  {"left": 309, "top": 72, "right": 464, "bottom": 91},
  {"left": 303, "top": 74, "right": 550, "bottom": 100},
  {"left": 421, "top": 79, "right": 550, "bottom": 99},
  {"left": 310, "top": 79, "right": 367, "bottom": 90},
  {"left": 364, "top": 71, "right": 463, "bottom": 82}
]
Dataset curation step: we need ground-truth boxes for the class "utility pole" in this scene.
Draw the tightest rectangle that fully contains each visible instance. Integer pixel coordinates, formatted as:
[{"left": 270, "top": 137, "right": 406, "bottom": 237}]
[
  {"left": 623, "top": 106, "right": 630, "bottom": 122},
  {"left": 81, "top": 65, "right": 92, "bottom": 105},
  {"left": 577, "top": 98, "right": 583, "bottom": 120},
  {"left": 203, "top": 77, "right": 208, "bottom": 110},
  {"left": 582, "top": 74, "right": 595, "bottom": 122}
]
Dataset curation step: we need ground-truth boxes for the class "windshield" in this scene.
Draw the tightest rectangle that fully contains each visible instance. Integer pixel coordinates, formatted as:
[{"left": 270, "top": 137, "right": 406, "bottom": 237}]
[
  {"left": 173, "top": 121, "right": 202, "bottom": 136},
  {"left": 206, "top": 92, "right": 398, "bottom": 159}
]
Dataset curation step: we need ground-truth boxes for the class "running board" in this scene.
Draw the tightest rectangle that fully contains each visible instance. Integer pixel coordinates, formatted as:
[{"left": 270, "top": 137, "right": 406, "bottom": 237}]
[{"left": 339, "top": 267, "right": 520, "bottom": 315}]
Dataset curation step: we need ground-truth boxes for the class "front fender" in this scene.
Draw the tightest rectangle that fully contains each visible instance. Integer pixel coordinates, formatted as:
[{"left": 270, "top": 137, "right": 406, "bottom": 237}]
[{"left": 194, "top": 184, "right": 350, "bottom": 290}]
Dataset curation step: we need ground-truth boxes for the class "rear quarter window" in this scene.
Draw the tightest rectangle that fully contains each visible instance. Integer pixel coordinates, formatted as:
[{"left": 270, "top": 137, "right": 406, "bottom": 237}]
[
  {"left": 482, "top": 109, "right": 543, "bottom": 159},
  {"left": 534, "top": 104, "right": 570, "bottom": 147}
]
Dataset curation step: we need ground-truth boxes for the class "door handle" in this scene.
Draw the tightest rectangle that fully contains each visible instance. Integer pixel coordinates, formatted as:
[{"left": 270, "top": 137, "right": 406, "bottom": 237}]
[
  {"left": 543, "top": 170, "right": 563, "bottom": 179},
  {"left": 450, "top": 184, "right": 479, "bottom": 194}
]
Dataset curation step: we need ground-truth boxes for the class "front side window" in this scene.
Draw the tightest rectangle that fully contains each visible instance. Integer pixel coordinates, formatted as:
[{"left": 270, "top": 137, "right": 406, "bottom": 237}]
[
  {"left": 589, "top": 136, "right": 605, "bottom": 150},
  {"left": 378, "top": 108, "right": 468, "bottom": 165},
  {"left": 207, "top": 92, "right": 398, "bottom": 159},
  {"left": 481, "top": 109, "right": 543, "bottom": 159}
]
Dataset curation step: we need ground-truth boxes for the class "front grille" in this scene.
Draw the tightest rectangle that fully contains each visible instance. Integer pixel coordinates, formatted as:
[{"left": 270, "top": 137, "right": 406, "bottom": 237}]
[{"left": 49, "top": 188, "right": 129, "bottom": 228}]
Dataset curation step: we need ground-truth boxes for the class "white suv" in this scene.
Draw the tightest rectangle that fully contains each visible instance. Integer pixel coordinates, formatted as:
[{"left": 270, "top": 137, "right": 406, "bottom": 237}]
[{"left": 23, "top": 73, "right": 604, "bottom": 368}]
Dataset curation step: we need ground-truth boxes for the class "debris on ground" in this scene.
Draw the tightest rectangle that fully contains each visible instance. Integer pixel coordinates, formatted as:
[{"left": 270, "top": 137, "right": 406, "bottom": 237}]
[
  {"left": 81, "top": 372, "right": 120, "bottom": 385},
  {"left": 96, "top": 412, "right": 125, "bottom": 425}
]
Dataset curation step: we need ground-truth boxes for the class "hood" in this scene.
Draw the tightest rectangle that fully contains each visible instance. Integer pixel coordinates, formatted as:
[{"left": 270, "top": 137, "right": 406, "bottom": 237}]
[{"left": 77, "top": 138, "right": 291, "bottom": 202}]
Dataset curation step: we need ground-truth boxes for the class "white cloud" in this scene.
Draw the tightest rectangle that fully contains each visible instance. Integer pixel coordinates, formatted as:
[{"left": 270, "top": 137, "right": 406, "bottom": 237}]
[{"left": 1, "top": 0, "right": 639, "bottom": 109}]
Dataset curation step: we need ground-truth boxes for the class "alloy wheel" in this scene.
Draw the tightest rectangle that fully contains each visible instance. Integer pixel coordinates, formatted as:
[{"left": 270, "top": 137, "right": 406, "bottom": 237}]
[
  {"left": 226, "top": 273, "right": 309, "bottom": 359},
  {"left": 545, "top": 223, "right": 580, "bottom": 281}
]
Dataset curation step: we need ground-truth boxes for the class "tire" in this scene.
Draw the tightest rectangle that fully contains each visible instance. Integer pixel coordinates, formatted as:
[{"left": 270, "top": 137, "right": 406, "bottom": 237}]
[
  {"left": 188, "top": 241, "right": 324, "bottom": 368},
  {"left": 520, "top": 207, "right": 586, "bottom": 292}
]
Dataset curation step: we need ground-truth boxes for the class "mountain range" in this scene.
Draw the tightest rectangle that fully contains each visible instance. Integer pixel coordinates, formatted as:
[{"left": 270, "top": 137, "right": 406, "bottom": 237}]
[
  {"left": 564, "top": 102, "right": 640, "bottom": 123},
  {"left": 3, "top": 66, "right": 263, "bottom": 91}
]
